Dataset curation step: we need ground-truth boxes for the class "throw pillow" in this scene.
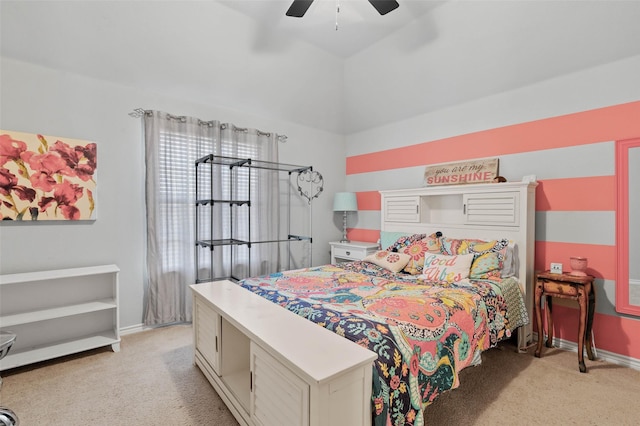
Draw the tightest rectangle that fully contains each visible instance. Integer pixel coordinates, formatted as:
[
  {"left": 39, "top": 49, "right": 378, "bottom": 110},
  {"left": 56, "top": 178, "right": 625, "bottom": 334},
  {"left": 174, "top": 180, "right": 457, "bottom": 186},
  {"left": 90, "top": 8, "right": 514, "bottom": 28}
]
[
  {"left": 401, "top": 232, "right": 443, "bottom": 275},
  {"left": 421, "top": 253, "right": 475, "bottom": 283},
  {"left": 363, "top": 250, "right": 412, "bottom": 273},
  {"left": 386, "top": 233, "right": 427, "bottom": 253},
  {"left": 469, "top": 252, "right": 502, "bottom": 280},
  {"left": 440, "top": 237, "right": 510, "bottom": 278},
  {"left": 380, "top": 231, "right": 411, "bottom": 251}
]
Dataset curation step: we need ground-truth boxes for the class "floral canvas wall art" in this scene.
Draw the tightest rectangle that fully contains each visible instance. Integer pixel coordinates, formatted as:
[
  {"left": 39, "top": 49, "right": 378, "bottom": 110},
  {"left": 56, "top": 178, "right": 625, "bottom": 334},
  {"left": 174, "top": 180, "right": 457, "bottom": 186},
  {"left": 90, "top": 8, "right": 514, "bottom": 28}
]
[{"left": 0, "top": 130, "right": 97, "bottom": 221}]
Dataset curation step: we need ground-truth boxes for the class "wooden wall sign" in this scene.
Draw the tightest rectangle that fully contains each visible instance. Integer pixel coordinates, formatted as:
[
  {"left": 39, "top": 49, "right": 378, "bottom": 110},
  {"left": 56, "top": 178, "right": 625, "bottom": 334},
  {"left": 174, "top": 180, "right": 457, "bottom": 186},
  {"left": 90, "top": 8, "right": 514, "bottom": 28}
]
[{"left": 424, "top": 158, "right": 499, "bottom": 186}]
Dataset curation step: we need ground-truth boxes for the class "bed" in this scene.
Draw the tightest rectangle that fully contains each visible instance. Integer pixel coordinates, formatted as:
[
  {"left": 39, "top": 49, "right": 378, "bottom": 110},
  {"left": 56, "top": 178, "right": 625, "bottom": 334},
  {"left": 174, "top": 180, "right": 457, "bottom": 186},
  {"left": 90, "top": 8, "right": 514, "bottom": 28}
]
[
  {"left": 193, "top": 179, "right": 537, "bottom": 425},
  {"left": 191, "top": 179, "right": 536, "bottom": 426},
  {"left": 237, "top": 238, "right": 527, "bottom": 425}
]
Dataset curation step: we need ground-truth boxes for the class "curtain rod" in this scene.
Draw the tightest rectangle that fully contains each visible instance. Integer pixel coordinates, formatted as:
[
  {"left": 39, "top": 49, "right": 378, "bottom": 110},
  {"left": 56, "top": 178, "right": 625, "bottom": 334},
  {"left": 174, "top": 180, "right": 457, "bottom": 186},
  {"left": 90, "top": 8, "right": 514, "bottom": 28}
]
[{"left": 128, "top": 108, "right": 287, "bottom": 142}]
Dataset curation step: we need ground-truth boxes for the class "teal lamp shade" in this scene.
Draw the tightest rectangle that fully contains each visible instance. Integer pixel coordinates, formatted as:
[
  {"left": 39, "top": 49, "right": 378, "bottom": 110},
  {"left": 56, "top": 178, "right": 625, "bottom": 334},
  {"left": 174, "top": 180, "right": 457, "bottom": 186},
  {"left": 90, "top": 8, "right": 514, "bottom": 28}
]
[
  {"left": 333, "top": 192, "right": 358, "bottom": 242},
  {"left": 333, "top": 192, "right": 358, "bottom": 212}
]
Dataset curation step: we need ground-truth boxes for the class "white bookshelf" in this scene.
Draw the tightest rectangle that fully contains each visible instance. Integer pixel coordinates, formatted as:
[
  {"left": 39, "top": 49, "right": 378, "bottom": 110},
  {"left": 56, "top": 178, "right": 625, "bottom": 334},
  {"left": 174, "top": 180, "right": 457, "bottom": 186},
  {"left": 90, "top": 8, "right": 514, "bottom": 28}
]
[{"left": 0, "top": 265, "right": 120, "bottom": 371}]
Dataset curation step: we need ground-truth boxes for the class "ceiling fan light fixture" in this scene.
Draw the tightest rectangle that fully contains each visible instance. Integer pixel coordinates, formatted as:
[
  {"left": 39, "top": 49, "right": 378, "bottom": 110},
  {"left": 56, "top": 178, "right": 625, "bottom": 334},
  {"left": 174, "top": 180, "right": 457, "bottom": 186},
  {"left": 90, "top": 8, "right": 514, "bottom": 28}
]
[{"left": 286, "top": 0, "right": 399, "bottom": 18}]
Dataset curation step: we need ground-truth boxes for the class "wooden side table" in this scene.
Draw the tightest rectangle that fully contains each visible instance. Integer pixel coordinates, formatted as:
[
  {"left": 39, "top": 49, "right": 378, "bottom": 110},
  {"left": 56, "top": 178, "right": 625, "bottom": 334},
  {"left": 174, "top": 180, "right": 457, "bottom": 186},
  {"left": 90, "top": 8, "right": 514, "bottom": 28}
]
[{"left": 534, "top": 271, "right": 596, "bottom": 372}]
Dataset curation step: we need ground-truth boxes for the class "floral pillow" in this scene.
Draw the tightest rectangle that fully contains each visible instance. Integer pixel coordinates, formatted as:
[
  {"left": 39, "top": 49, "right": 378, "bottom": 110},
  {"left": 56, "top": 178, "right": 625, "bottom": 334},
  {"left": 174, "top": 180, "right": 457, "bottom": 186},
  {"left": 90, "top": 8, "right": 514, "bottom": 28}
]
[
  {"left": 469, "top": 252, "right": 502, "bottom": 280},
  {"left": 439, "top": 237, "right": 510, "bottom": 280},
  {"left": 399, "top": 232, "right": 443, "bottom": 275},
  {"left": 363, "top": 250, "right": 412, "bottom": 273},
  {"left": 421, "top": 253, "right": 475, "bottom": 283},
  {"left": 386, "top": 233, "right": 427, "bottom": 252},
  {"left": 380, "top": 231, "right": 411, "bottom": 251}
]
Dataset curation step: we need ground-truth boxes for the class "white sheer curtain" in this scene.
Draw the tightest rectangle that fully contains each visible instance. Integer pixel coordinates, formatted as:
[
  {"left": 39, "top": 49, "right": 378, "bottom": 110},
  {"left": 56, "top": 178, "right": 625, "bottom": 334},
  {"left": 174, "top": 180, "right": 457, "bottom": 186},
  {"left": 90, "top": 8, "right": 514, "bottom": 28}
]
[{"left": 143, "top": 111, "right": 280, "bottom": 326}]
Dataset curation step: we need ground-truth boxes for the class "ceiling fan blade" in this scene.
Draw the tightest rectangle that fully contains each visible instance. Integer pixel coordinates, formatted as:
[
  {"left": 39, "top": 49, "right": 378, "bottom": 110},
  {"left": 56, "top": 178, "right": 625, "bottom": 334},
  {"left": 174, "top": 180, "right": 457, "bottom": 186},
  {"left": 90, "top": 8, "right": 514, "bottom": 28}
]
[
  {"left": 286, "top": 0, "right": 315, "bottom": 18},
  {"left": 368, "top": 0, "right": 399, "bottom": 15}
]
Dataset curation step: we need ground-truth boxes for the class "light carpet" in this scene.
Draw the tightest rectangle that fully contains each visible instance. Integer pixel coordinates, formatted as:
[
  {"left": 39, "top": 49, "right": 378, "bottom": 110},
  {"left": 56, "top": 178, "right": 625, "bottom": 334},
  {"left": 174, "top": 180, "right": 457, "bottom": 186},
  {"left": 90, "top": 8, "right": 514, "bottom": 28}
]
[{"left": 1, "top": 324, "right": 639, "bottom": 425}]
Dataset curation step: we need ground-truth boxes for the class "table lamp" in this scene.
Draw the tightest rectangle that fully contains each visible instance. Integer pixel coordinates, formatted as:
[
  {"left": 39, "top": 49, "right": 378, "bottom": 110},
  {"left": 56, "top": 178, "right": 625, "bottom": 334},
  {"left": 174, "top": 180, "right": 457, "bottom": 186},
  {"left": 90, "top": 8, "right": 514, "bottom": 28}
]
[{"left": 333, "top": 192, "right": 358, "bottom": 243}]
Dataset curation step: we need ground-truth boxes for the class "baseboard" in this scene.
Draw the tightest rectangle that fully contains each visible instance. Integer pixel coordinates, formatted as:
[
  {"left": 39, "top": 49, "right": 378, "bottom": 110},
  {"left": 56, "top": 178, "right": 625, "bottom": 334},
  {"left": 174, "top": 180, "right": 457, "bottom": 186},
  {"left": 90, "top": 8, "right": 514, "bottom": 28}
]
[
  {"left": 533, "top": 332, "right": 640, "bottom": 371},
  {"left": 119, "top": 323, "right": 149, "bottom": 335},
  {"left": 119, "top": 322, "right": 193, "bottom": 336}
]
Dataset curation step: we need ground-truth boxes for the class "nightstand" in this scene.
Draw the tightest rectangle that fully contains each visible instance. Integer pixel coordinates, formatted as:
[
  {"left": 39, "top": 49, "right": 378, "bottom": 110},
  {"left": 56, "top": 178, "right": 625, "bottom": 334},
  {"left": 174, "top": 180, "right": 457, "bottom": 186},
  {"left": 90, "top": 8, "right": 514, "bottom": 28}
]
[
  {"left": 534, "top": 271, "right": 596, "bottom": 373},
  {"left": 329, "top": 241, "right": 378, "bottom": 264}
]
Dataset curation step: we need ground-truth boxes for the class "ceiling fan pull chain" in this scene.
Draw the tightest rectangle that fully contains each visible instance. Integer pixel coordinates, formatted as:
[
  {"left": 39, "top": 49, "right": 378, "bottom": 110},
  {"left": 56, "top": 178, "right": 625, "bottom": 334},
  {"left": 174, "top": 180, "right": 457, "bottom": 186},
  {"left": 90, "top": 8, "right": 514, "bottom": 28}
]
[{"left": 335, "top": 0, "right": 340, "bottom": 31}]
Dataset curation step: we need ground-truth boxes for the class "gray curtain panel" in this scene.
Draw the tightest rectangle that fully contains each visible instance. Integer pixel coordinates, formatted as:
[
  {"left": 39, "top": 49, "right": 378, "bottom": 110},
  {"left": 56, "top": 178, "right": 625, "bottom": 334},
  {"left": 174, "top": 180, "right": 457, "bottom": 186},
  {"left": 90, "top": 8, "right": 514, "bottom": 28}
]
[{"left": 142, "top": 111, "right": 279, "bottom": 325}]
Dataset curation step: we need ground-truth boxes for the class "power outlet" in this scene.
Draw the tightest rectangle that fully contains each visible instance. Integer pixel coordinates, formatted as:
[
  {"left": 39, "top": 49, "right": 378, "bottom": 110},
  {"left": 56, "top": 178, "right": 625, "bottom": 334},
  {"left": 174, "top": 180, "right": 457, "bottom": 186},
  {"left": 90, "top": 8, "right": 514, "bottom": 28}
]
[{"left": 550, "top": 263, "right": 563, "bottom": 274}]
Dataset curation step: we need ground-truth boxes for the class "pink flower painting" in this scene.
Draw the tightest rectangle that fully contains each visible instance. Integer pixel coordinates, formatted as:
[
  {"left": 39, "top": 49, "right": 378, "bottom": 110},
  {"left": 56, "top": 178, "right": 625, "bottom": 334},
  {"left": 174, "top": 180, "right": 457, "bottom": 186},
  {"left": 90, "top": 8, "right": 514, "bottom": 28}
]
[{"left": 0, "top": 130, "right": 97, "bottom": 221}]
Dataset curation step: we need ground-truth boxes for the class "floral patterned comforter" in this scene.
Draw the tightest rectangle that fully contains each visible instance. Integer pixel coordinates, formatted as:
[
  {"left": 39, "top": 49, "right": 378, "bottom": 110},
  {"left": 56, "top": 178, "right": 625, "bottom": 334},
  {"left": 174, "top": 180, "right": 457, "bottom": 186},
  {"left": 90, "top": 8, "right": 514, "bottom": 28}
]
[{"left": 237, "top": 261, "right": 528, "bottom": 426}]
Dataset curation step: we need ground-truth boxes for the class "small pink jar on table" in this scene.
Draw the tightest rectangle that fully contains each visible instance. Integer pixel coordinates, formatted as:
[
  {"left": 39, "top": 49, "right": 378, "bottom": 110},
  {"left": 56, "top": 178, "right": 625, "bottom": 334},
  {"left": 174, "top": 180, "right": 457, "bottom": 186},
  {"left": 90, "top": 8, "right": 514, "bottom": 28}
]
[{"left": 569, "top": 256, "right": 588, "bottom": 276}]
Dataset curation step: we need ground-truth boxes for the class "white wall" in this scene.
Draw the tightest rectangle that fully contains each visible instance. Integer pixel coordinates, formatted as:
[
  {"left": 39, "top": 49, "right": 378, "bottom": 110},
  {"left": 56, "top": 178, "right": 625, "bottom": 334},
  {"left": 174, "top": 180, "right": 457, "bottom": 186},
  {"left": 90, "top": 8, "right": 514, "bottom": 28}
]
[
  {"left": 0, "top": 57, "right": 345, "bottom": 329},
  {"left": 0, "top": 0, "right": 347, "bottom": 134},
  {"left": 343, "top": 0, "right": 640, "bottom": 134},
  {"left": 346, "top": 54, "right": 640, "bottom": 157}
]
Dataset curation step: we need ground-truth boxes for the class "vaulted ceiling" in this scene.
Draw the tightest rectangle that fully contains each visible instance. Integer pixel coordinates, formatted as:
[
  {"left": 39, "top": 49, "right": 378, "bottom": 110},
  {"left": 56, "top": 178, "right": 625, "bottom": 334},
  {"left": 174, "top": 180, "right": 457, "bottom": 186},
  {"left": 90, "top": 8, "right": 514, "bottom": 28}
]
[
  {"left": 2, "top": 1, "right": 640, "bottom": 134},
  {"left": 218, "top": 0, "right": 444, "bottom": 58}
]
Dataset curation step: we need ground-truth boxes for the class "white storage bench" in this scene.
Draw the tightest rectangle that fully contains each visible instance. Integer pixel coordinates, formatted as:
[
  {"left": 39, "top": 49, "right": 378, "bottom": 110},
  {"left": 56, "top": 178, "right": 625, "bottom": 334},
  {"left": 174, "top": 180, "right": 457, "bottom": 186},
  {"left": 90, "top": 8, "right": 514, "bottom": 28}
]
[{"left": 191, "top": 280, "right": 377, "bottom": 426}]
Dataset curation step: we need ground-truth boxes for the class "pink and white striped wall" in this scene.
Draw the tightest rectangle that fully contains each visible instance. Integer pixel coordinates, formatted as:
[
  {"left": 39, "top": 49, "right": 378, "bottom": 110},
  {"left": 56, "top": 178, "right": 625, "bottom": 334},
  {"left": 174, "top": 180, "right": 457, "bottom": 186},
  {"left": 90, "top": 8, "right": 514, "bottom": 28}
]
[{"left": 344, "top": 101, "right": 640, "bottom": 364}]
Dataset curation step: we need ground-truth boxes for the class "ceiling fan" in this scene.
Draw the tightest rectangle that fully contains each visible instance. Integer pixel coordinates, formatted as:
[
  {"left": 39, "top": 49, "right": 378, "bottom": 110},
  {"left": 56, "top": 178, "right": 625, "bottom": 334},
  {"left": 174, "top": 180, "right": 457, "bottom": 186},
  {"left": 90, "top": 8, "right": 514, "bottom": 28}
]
[{"left": 286, "top": 0, "right": 400, "bottom": 18}]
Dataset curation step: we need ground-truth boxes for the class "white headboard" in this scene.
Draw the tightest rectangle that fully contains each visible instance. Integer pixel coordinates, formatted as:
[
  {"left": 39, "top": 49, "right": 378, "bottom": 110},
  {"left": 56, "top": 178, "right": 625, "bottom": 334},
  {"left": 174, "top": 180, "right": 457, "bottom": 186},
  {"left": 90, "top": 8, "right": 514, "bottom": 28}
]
[{"left": 379, "top": 178, "right": 538, "bottom": 349}]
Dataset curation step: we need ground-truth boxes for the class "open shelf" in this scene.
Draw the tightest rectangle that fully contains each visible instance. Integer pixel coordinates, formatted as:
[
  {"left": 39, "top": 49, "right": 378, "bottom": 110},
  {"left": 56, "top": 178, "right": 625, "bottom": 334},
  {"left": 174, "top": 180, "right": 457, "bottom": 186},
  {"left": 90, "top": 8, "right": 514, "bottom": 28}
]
[
  {"left": 0, "top": 299, "right": 117, "bottom": 328},
  {"left": 222, "top": 369, "right": 251, "bottom": 413},
  {"left": 0, "top": 264, "right": 120, "bottom": 286},
  {"left": 196, "top": 238, "right": 251, "bottom": 249},
  {"left": 0, "top": 331, "right": 119, "bottom": 370},
  {"left": 195, "top": 154, "right": 312, "bottom": 174},
  {"left": 0, "top": 265, "right": 120, "bottom": 371}
]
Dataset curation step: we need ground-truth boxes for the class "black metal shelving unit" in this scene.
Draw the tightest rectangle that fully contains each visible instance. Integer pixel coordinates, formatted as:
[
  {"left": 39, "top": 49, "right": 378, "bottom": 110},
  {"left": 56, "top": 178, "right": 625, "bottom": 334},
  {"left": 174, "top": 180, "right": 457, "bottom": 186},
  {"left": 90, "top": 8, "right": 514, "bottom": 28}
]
[{"left": 195, "top": 154, "right": 313, "bottom": 283}]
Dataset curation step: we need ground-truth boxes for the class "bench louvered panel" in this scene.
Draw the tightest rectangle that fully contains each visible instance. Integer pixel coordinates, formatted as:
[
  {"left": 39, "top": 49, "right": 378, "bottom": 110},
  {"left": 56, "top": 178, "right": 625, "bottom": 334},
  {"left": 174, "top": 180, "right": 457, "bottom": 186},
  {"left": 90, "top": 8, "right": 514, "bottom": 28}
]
[
  {"left": 195, "top": 297, "right": 220, "bottom": 374},
  {"left": 251, "top": 342, "right": 309, "bottom": 426}
]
